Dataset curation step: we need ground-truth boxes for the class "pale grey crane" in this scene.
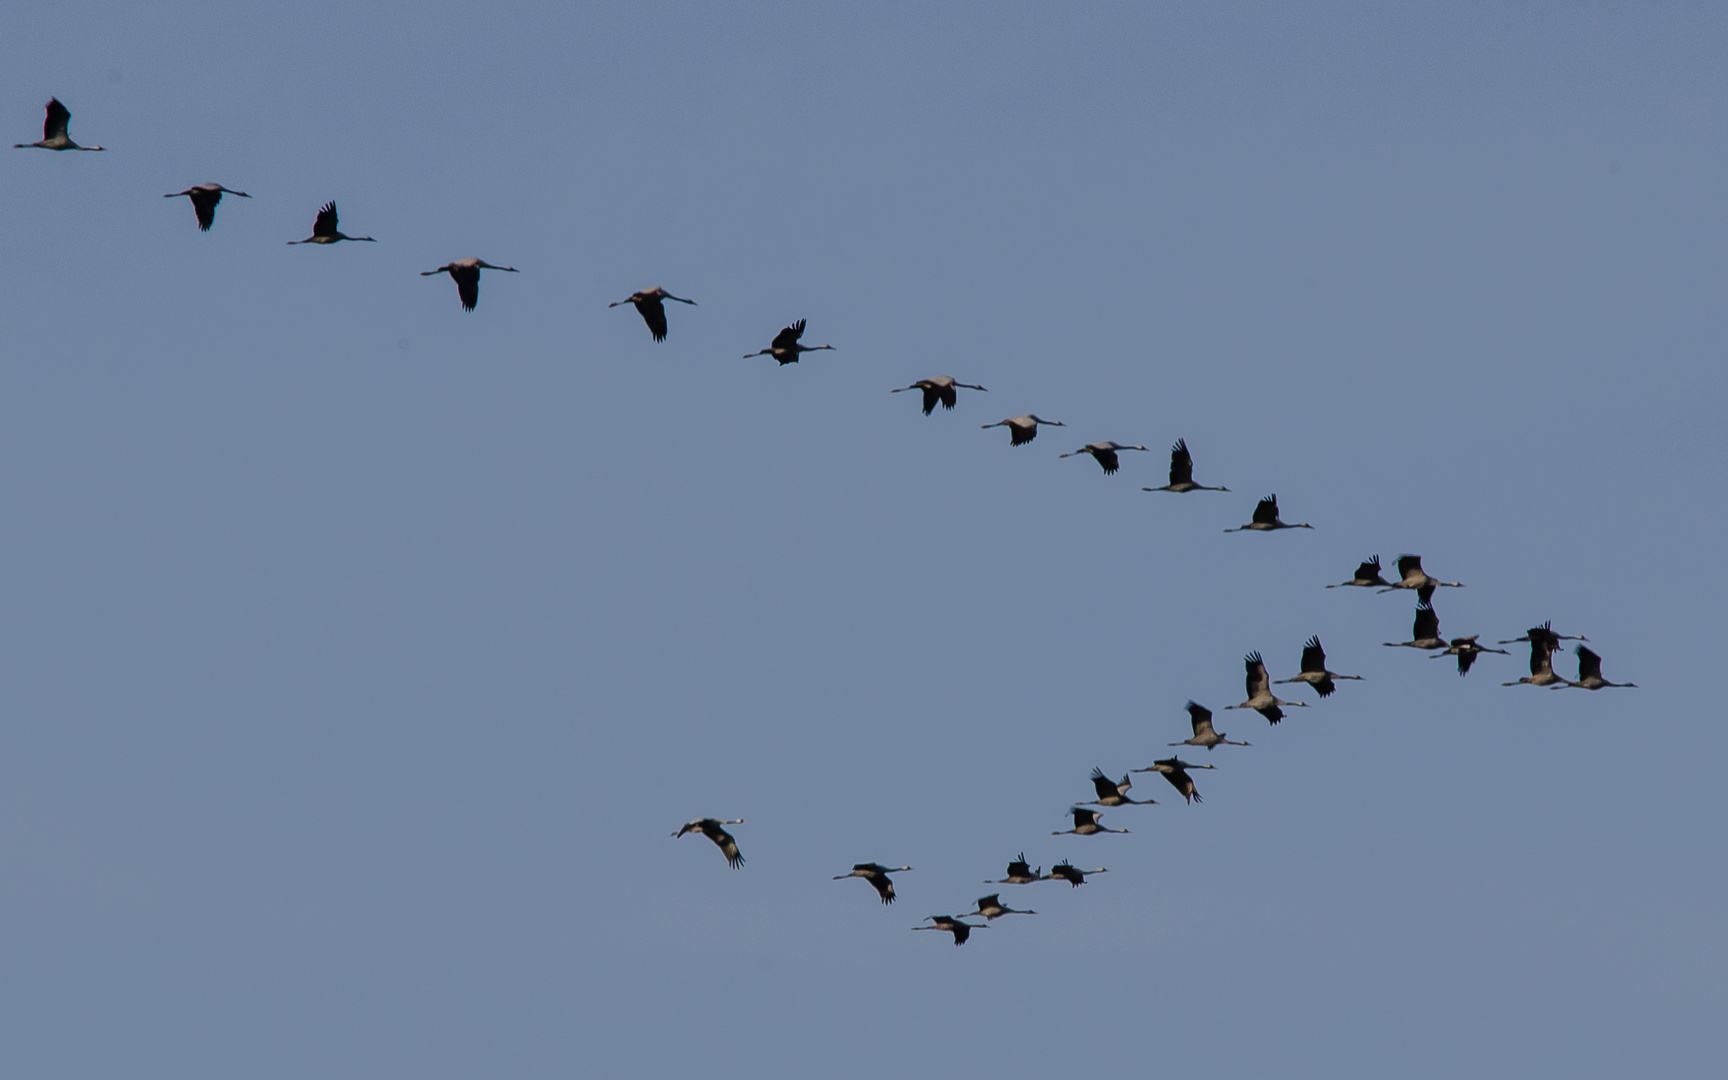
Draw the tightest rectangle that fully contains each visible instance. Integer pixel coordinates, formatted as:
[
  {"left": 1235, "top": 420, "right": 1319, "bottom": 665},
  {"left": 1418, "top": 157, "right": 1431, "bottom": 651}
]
[
  {"left": 670, "top": 818, "right": 745, "bottom": 868},
  {"left": 1378, "top": 554, "right": 1465, "bottom": 596},
  {"left": 1169, "top": 700, "right": 1250, "bottom": 750},
  {"left": 1326, "top": 555, "right": 1393, "bottom": 589},
  {"left": 1275, "top": 636, "right": 1363, "bottom": 699},
  {"left": 892, "top": 376, "right": 987, "bottom": 415},
  {"left": 1143, "top": 438, "right": 1230, "bottom": 493},
  {"left": 912, "top": 915, "right": 985, "bottom": 945},
  {"left": 744, "top": 319, "right": 834, "bottom": 364},
  {"left": 15, "top": 98, "right": 103, "bottom": 150},
  {"left": 1060, "top": 441, "right": 1151, "bottom": 475},
  {"left": 1502, "top": 639, "right": 1573, "bottom": 688},
  {"left": 1430, "top": 636, "right": 1509, "bottom": 676},
  {"left": 1131, "top": 756, "right": 1216, "bottom": 804},
  {"left": 960, "top": 894, "right": 1037, "bottom": 920},
  {"left": 1383, "top": 603, "right": 1448, "bottom": 651},
  {"left": 1046, "top": 860, "right": 1108, "bottom": 887},
  {"left": 609, "top": 287, "right": 695, "bottom": 342},
  {"left": 420, "top": 257, "right": 518, "bottom": 311},
  {"left": 287, "top": 202, "right": 375, "bottom": 245},
  {"left": 1567, "top": 646, "right": 1636, "bottom": 690},
  {"left": 1224, "top": 495, "right": 1314, "bottom": 532},
  {"left": 987, "top": 854, "right": 1046, "bottom": 885},
  {"left": 1053, "top": 806, "right": 1129, "bottom": 836},
  {"left": 1225, "top": 651, "right": 1310, "bottom": 724},
  {"left": 834, "top": 863, "right": 914, "bottom": 905},
  {"left": 981, "top": 414, "right": 1064, "bottom": 446},
  {"left": 1082, "top": 767, "right": 1157, "bottom": 807},
  {"left": 164, "top": 183, "right": 249, "bottom": 232}
]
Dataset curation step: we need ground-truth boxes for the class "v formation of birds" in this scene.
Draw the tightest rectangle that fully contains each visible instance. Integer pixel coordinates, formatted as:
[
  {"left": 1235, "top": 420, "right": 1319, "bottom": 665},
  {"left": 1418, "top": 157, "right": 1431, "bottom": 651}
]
[{"left": 19, "top": 97, "right": 1640, "bottom": 948}]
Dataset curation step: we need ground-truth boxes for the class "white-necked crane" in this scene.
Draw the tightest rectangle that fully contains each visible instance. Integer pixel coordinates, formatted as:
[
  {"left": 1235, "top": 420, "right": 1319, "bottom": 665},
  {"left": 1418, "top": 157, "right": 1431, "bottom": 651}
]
[
  {"left": 1384, "top": 603, "right": 1448, "bottom": 651},
  {"left": 892, "top": 376, "right": 987, "bottom": 415},
  {"left": 912, "top": 915, "right": 985, "bottom": 945},
  {"left": 670, "top": 818, "right": 745, "bottom": 868},
  {"left": 834, "top": 863, "right": 914, "bottom": 905},
  {"left": 961, "top": 894, "right": 1037, "bottom": 920},
  {"left": 981, "top": 414, "right": 1064, "bottom": 446},
  {"left": 1169, "top": 700, "right": 1250, "bottom": 750},
  {"left": 1047, "top": 860, "right": 1108, "bottom": 887},
  {"left": 421, "top": 257, "right": 517, "bottom": 311},
  {"left": 165, "top": 183, "right": 249, "bottom": 232},
  {"left": 1060, "top": 441, "right": 1150, "bottom": 475},
  {"left": 744, "top": 319, "right": 834, "bottom": 364},
  {"left": 1378, "top": 554, "right": 1465, "bottom": 596},
  {"left": 1502, "top": 639, "right": 1573, "bottom": 688},
  {"left": 15, "top": 98, "right": 102, "bottom": 151},
  {"left": 987, "top": 854, "right": 1045, "bottom": 885},
  {"left": 287, "top": 202, "right": 375, "bottom": 245},
  {"left": 1275, "top": 636, "right": 1363, "bottom": 699},
  {"left": 609, "top": 287, "right": 695, "bottom": 342},
  {"left": 1567, "top": 645, "right": 1636, "bottom": 690},
  {"left": 1083, "top": 767, "right": 1157, "bottom": 806},
  {"left": 1131, "top": 756, "right": 1216, "bottom": 804},
  {"left": 1327, "top": 555, "right": 1393, "bottom": 589},
  {"left": 1143, "top": 438, "right": 1229, "bottom": 493},
  {"left": 1225, "top": 495, "right": 1314, "bottom": 532},
  {"left": 1053, "top": 806, "right": 1129, "bottom": 836},
  {"left": 1225, "top": 651, "right": 1311, "bottom": 724},
  {"left": 1430, "top": 636, "right": 1509, "bottom": 676},
  {"left": 1498, "top": 621, "right": 1588, "bottom": 649}
]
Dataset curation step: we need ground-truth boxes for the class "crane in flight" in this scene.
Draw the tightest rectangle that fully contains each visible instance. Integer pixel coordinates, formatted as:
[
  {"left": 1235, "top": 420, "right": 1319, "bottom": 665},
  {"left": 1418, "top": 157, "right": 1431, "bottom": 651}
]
[
  {"left": 1566, "top": 645, "right": 1637, "bottom": 690},
  {"left": 912, "top": 915, "right": 985, "bottom": 946},
  {"left": 1142, "top": 438, "right": 1229, "bottom": 493},
  {"left": 14, "top": 98, "right": 103, "bottom": 150},
  {"left": 834, "top": 863, "right": 914, "bottom": 905},
  {"left": 1225, "top": 495, "right": 1314, "bottom": 532},
  {"left": 1053, "top": 807, "right": 1130, "bottom": 836},
  {"left": 959, "top": 894, "right": 1037, "bottom": 920},
  {"left": 1274, "top": 636, "right": 1364, "bottom": 699},
  {"left": 986, "top": 854, "right": 1046, "bottom": 885},
  {"left": 981, "top": 414, "right": 1065, "bottom": 446},
  {"left": 1082, "top": 767, "right": 1157, "bottom": 806},
  {"left": 892, "top": 376, "right": 987, "bottom": 415},
  {"left": 164, "top": 183, "right": 250, "bottom": 231},
  {"left": 1047, "top": 860, "right": 1108, "bottom": 887},
  {"left": 1327, "top": 555, "right": 1393, "bottom": 589},
  {"left": 1060, "top": 441, "right": 1151, "bottom": 475},
  {"left": 1225, "top": 652, "right": 1310, "bottom": 724},
  {"left": 670, "top": 818, "right": 745, "bottom": 868},
  {"left": 1168, "top": 701, "right": 1250, "bottom": 750},
  {"left": 744, "top": 319, "right": 835, "bottom": 364},
  {"left": 609, "top": 287, "right": 696, "bottom": 341},
  {"left": 1384, "top": 603, "right": 1449, "bottom": 651},
  {"left": 286, "top": 202, "right": 375, "bottom": 245},
  {"left": 420, "top": 258, "right": 518, "bottom": 311},
  {"left": 1132, "top": 757, "right": 1216, "bottom": 804},
  {"left": 1430, "top": 636, "right": 1509, "bottom": 676}
]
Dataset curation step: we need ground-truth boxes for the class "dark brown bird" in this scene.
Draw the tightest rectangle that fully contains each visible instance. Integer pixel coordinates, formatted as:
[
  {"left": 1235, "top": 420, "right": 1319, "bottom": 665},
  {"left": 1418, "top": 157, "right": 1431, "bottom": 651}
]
[
  {"left": 15, "top": 98, "right": 103, "bottom": 150},
  {"left": 1142, "top": 438, "right": 1229, "bottom": 493},
  {"left": 1225, "top": 652, "right": 1310, "bottom": 724},
  {"left": 670, "top": 818, "right": 745, "bottom": 868},
  {"left": 744, "top": 319, "right": 835, "bottom": 364},
  {"left": 1498, "top": 621, "right": 1588, "bottom": 650},
  {"left": 892, "top": 376, "right": 987, "bottom": 415},
  {"left": 1384, "top": 603, "right": 1449, "bottom": 651},
  {"left": 1169, "top": 700, "right": 1250, "bottom": 750},
  {"left": 1274, "top": 636, "right": 1363, "bottom": 699},
  {"left": 1225, "top": 495, "right": 1314, "bottom": 532},
  {"left": 981, "top": 414, "right": 1065, "bottom": 446},
  {"left": 1046, "top": 860, "right": 1108, "bottom": 887},
  {"left": 1567, "top": 645, "right": 1636, "bottom": 690},
  {"left": 1053, "top": 806, "right": 1129, "bottom": 836},
  {"left": 609, "top": 287, "right": 696, "bottom": 341},
  {"left": 287, "top": 202, "right": 375, "bottom": 245},
  {"left": 1060, "top": 441, "right": 1151, "bottom": 475},
  {"left": 960, "top": 894, "right": 1036, "bottom": 920},
  {"left": 1327, "top": 555, "right": 1393, "bottom": 589},
  {"left": 1430, "top": 636, "right": 1508, "bottom": 676},
  {"left": 1131, "top": 756, "right": 1216, "bottom": 804},
  {"left": 834, "top": 863, "right": 914, "bottom": 905},
  {"left": 1082, "top": 767, "right": 1156, "bottom": 807},
  {"left": 164, "top": 183, "right": 250, "bottom": 231},
  {"left": 420, "top": 257, "right": 518, "bottom": 311},
  {"left": 987, "top": 854, "right": 1046, "bottom": 885},
  {"left": 912, "top": 915, "right": 985, "bottom": 946}
]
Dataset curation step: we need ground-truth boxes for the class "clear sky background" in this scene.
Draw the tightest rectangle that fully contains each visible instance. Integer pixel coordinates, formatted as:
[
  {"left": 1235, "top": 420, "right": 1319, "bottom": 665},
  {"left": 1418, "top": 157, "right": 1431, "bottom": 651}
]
[{"left": 3, "top": 3, "right": 1725, "bottom": 1077}]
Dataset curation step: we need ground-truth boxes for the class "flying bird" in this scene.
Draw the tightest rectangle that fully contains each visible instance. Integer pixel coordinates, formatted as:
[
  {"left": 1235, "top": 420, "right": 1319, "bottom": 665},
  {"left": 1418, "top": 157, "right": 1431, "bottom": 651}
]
[
  {"left": 1274, "top": 636, "right": 1364, "bottom": 699},
  {"left": 1046, "top": 860, "right": 1108, "bottom": 887},
  {"left": 912, "top": 915, "right": 985, "bottom": 946},
  {"left": 420, "top": 257, "right": 518, "bottom": 311},
  {"left": 960, "top": 894, "right": 1037, "bottom": 920},
  {"left": 1169, "top": 700, "right": 1250, "bottom": 750},
  {"left": 834, "top": 863, "right": 914, "bottom": 905},
  {"left": 1142, "top": 438, "right": 1229, "bottom": 493},
  {"left": 1053, "top": 807, "right": 1129, "bottom": 836},
  {"left": 892, "top": 376, "right": 987, "bottom": 415},
  {"left": 164, "top": 183, "right": 250, "bottom": 231},
  {"left": 1383, "top": 603, "right": 1449, "bottom": 651},
  {"left": 744, "top": 319, "right": 835, "bottom": 364},
  {"left": 987, "top": 854, "right": 1046, "bottom": 885},
  {"left": 1378, "top": 555, "right": 1465, "bottom": 596},
  {"left": 1224, "top": 495, "right": 1314, "bottom": 532},
  {"left": 609, "top": 287, "right": 696, "bottom": 341},
  {"left": 670, "top": 818, "right": 745, "bottom": 868},
  {"left": 1225, "top": 651, "right": 1311, "bottom": 724},
  {"left": 15, "top": 98, "right": 103, "bottom": 151},
  {"left": 1430, "top": 636, "right": 1509, "bottom": 676},
  {"left": 1327, "top": 555, "right": 1393, "bottom": 589},
  {"left": 1083, "top": 767, "right": 1156, "bottom": 807},
  {"left": 1502, "top": 639, "right": 1573, "bottom": 688},
  {"left": 1132, "top": 756, "right": 1216, "bottom": 804},
  {"left": 286, "top": 202, "right": 375, "bottom": 245},
  {"left": 1567, "top": 645, "right": 1636, "bottom": 690},
  {"left": 1498, "top": 621, "right": 1588, "bottom": 649},
  {"left": 1060, "top": 441, "right": 1151, "bottom": 475},
  {"left": 981, "top": 414, "right": 1065, "bottom": 446}
]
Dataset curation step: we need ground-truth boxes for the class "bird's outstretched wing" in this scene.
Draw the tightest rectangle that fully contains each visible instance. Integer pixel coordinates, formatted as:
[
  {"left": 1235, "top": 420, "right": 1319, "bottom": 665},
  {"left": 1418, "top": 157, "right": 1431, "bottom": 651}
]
[
  {"left": 45, "top": 98, "right": 71, "bottom": 141},
  {"left": 1252, "top": 496, "right": 1279, "bottom": 526},
  {"left": 1169, "top": 439, "right": 1194, "bottom": 485},
  {"left": 771, "top": 320, "right": 806, "bottom": 351},
  {"left": 313, "top": 202, "right": 339, "bottom": 238}
]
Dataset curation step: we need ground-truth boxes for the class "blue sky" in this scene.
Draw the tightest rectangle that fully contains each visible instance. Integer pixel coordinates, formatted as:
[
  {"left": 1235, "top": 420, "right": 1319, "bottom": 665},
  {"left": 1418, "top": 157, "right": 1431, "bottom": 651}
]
[{"left": 3, "top": 2, "right": 1725, "bottom": 1077}]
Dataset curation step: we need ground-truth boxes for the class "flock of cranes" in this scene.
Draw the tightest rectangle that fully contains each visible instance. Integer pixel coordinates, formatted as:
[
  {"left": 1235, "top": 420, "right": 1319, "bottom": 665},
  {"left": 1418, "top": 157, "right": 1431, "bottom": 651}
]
[{"left": 17, "top": 94, "right": 1641, "bottom": 950}]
